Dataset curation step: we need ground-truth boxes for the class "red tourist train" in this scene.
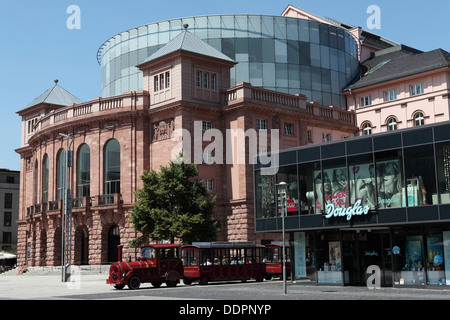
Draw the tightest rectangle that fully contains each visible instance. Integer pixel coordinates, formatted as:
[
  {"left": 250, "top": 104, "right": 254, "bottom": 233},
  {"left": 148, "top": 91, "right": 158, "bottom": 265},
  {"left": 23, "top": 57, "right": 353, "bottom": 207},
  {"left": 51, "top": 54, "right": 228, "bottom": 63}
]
[
  {"left": 106, "top": 242, "right": 290, "bottom": 289},
  {"left": 181, "top": 242, "right": 267, "bottom": 285},
  {"left": 263, "top": 243, "right": 291, "bottom": 280},
  {"left": 106, "top": 244, "right": 183, "bottom": 289}
]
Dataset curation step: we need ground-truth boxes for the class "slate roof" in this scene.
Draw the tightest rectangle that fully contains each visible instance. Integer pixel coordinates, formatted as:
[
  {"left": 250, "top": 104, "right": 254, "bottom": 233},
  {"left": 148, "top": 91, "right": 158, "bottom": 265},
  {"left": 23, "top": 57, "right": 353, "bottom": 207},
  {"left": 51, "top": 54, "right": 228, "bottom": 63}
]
[
  {"left": 138, "top": 30, "right": 235, "bottom": 66},
  {"left": 345, "top": 46, "right": 450, "bottom": 91},
  {"left": 20, "top": 82, "right": 82, "bottom": 112}
]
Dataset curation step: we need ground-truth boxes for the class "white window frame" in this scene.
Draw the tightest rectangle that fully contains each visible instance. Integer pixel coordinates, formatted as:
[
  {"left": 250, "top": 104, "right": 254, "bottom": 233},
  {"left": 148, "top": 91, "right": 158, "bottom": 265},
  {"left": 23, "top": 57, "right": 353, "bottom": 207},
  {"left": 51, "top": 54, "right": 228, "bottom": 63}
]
[
  {"left": 205, "top": 179, "right": 214, "bottom": 192},
  {"left": 384, "top": 89, "right": 397, "bottom": 102},
  {"left": 387, "top": 117, "right": 397, "bottom": 131},
  {"left": 410, "top": 83, "right": 424, "bottom": 96},
  {"left": 414, "top": 112, "right": 424, "bottom": 127},
  {"left": 360, "top": 95, "right": 372, "bottom": 107},
  {"left": 362, "top": 123, "right": 372, "bottom": 136},
  {"left": 256, "top": 118, "right": 267, "bottom": 131},
  {"left": 201, "top": 121, "right": 213, "bottom": 131}
]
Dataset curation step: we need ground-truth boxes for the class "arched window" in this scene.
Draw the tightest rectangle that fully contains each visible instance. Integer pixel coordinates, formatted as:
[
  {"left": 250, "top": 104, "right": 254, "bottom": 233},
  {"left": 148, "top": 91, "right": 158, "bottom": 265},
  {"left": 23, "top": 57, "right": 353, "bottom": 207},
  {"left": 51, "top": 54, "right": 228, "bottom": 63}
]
[
  {"left": 104, "top": 139, "right": 120, "bottom": 195},
  {"left": 362, "top": 123, "right": 372, "bottom": 136},
  {"left": 34, "top": 160, "right": 39, "bottom": 204},
  {"left": 56, "top": 149, "right": 66, "bottom": 201},
  {"left": 42, "top": 154, "right": 49, "bottom": 203},
  {"left": 387, "top": 117, "right": 397, "bottom": 131},
  {"left": 77, "top": 144, "right": 90, "bottom": 197},
  {"left": 414, "top": 112, "right": 424, "bottom": 127}
]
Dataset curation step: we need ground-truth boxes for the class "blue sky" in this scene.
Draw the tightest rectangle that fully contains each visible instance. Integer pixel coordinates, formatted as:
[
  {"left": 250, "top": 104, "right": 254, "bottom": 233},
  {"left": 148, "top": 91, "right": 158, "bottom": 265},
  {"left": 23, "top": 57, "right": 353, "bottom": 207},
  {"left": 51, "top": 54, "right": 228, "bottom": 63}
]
[{"left": 0, "top": 0, "right": 449, "bottom": 171}]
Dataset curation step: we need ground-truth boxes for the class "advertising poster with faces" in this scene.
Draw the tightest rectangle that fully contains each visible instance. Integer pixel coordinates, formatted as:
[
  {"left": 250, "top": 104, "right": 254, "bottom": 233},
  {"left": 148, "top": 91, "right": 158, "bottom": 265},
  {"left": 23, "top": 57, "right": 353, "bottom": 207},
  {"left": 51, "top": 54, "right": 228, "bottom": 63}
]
[
  {"left": 313, "top": 167, "right": 349, "bottom": 213},
  {"left": 314, "top": 159, "right": 403, "bottom": 212}
]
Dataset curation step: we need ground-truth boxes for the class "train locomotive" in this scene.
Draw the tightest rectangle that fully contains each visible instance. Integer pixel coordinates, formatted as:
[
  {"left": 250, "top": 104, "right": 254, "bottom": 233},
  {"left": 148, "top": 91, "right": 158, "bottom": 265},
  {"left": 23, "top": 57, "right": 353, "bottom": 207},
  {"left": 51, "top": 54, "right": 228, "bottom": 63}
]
[{"left": 106, "top": 244, "right": 183, "bottom": 290}]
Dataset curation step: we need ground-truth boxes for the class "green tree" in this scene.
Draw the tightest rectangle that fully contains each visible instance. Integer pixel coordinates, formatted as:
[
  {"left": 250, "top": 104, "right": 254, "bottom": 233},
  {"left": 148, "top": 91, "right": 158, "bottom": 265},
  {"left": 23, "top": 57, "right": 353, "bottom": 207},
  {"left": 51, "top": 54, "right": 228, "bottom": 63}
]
[{"left": 129, "top": 155, "right": 220, "bottom": 246}]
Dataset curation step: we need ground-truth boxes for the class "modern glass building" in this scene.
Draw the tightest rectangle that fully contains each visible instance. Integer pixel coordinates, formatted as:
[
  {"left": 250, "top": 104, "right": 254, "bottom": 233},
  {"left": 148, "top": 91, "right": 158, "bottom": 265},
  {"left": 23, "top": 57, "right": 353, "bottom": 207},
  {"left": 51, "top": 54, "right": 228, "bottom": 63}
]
[
  {"left": 254, "top": 121, "right": 450, "bottom": 287},
  {"left": 97, "top": 14, "right": 359, "bottom": 109}
]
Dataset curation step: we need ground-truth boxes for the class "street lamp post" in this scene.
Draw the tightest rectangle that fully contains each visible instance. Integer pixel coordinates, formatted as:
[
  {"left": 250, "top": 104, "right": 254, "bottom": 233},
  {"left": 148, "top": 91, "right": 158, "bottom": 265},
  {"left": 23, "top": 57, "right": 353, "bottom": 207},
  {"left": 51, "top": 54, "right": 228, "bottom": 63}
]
[
  {"left": 276, "top": 181, "right": 289, "bottom": 294},
  {"left": 59, "top": 133, "right": 74, "bottom": 282}
]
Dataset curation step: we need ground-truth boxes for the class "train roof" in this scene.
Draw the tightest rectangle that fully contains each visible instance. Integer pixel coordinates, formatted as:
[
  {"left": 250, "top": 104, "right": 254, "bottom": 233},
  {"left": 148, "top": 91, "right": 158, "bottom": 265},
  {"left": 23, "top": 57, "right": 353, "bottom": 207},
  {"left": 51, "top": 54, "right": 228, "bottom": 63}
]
[
  {"left": 183, "top": 241, "right": 264, "bottom": 249},
  {"left": 140, "top": 244, "right": 179, "bottom": 249}
]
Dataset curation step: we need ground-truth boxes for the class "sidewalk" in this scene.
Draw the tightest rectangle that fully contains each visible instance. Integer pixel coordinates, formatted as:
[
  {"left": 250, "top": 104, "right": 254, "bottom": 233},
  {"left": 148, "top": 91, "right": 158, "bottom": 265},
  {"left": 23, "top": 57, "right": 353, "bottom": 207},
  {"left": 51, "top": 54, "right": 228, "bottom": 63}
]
[{"left": 0, "top": 266, "right": 111, "bottom": 299}]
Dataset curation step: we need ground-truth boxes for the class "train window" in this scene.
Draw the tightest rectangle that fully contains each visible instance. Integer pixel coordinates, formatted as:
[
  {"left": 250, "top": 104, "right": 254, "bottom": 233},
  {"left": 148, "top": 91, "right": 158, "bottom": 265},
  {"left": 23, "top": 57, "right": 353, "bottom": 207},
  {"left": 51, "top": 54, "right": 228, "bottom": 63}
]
[
  {"left": 160, "top": 248, "right": 178, "bottom": 260},
  {"left": 141, "top": 247, "right": 155, "bottom": 259},
  {"left": 182, "top": 248, "right": 199, "bottom": 266}
]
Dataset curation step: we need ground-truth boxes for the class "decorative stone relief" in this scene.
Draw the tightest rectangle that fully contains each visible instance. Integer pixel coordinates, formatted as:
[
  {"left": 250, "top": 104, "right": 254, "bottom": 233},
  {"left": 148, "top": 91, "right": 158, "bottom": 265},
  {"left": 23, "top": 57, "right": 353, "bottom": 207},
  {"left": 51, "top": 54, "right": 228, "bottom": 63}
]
[{"left": 152, "top": 118, "right": 175, "bottom": 142}]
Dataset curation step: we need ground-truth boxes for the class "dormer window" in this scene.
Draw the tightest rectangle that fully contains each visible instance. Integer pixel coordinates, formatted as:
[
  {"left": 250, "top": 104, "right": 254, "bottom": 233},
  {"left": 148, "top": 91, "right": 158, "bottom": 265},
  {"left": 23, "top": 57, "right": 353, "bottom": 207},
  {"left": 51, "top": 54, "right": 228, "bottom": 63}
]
[
  {"left": 195, "top": 70, "right": 217, "bottom": 91},
  {"left": 154, "top": 71, "right": 170, "bottom": 92}
]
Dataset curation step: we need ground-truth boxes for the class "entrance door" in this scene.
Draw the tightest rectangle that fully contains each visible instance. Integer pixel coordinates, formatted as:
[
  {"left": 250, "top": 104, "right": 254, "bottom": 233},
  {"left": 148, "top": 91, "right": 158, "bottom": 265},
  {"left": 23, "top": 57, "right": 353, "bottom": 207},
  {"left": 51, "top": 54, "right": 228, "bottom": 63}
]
[
  {"left": 343, "top": 230, "right": 392, "bottom": 287},
  {"left": 108, "top": 226, "right": 120, "bottom": 263}
]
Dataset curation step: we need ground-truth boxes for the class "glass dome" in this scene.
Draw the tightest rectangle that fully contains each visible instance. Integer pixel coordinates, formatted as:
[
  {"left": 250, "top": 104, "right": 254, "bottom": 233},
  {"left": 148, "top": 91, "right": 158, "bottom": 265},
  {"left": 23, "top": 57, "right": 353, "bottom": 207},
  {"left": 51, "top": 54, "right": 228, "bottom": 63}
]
[{"left": 98, "top": 14, "right": 359, "bottom": 109}]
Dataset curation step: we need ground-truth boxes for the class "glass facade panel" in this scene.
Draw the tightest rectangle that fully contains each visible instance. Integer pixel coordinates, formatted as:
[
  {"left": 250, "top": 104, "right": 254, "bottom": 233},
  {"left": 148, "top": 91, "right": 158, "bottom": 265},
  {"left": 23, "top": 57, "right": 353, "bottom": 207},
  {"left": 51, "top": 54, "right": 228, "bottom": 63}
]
[
  {"left": 276, "top": 165, "right": 299, "bottom": 217},
  {"left": 403, "top": 145, "right": 436, "bottom": 206},
  {"left": 255, "top": 171, "right": 275, "bottom": 218},
  {"left": 435, "top": 142, "right": 450, "bottom": 204},
  {"left": 298, "top": 162, "right": 321, "bottom": 215},
  {"left": 99, "top": 15, "right": 359, "bottom": 109},
  {"left": 322, "top": 158, "right": 348, "bottom": 209},
  {"left": 348, "top": 153, "right": 376, "bottom": 209},
  {"left": 375, "top": 149, "right": 404, "bottom": 208}
]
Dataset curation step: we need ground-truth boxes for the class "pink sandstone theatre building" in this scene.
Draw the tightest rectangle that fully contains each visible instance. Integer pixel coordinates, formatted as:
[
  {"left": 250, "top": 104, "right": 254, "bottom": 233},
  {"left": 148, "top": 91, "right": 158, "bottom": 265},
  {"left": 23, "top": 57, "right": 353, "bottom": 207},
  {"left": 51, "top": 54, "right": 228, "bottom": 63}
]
[{"left": 15, "top": 5, "right": 449, "bottom": 266}]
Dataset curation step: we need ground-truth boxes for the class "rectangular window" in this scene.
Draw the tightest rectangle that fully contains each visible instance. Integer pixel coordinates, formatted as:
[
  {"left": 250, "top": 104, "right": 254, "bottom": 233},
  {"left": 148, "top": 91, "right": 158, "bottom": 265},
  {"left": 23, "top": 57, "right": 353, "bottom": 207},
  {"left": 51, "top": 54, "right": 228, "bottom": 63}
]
[
  {"left": 201, "top": 121, "right": 213, "bottom": 131},
  {"left": 6, "top": 176, "right": 14, "bottom": 184},
  {"left": 165, "top": 71, "right": 170, "bottom": 89},
  {"left": 307, "top": 130, "right": 312, "bottom": 142},
  {"left": 403, "top": 145, "right": 436, "bottom": 207},
  {"left": 154, "top": 76, "right": 159, "bottom": 92},
  {"left": 284, "top": 123, "right": 294, "bottom": 136},
  {"left": 4, "top": 212, "right": 11, "bottom": 227},
  {"left": 205, "top": 179, "right": 214, "bottom": 192},
  {"left": 256, "top": 119, "right": 267, "bottom": 131},
  {"left": 322, "top": 133, "right": 331, "bottom": 142},
  {"left": 4, "top": 193, "right": 12, "bottom": 209},
  {"left": 203, "top": 72, "right": 209, "bottom": 89},
  {"left": 384, "top": 89, "right": 397, "bottom": 102},
  {"left": 211, "top": 74, "right": 217, "bottom": 90},
  {"left": 410, "top": 83, "right": 424, "bottom": 96},
  {"left": 160, "top": 73, "right": 165, "bottom": 90},
  {"left": 360, "top": 95, "right": 372, "bottom": 107},
  {"left": 196, "top": 71, "right": 202, "bottom": 87},
  {"left": 3, "top": 232, "right": 11, "bottom": 244}
]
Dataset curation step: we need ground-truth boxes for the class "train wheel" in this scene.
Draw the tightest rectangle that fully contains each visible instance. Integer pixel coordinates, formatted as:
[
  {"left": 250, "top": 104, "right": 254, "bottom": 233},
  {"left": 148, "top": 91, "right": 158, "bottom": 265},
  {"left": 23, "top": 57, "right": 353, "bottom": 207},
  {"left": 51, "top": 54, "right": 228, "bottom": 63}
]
[
  {"left": 255, "top": 273, "right": 264, "bottom": 282},
  {"left": 127, "top": 276, "right": 141, "bottom": 290},
  {"left": 265, "top": 272, "right": 273, "bottom": 281},
  {"left": 166, "top": 280, "right": 178, "bottom": 287},
  {"left": 199, "top": 276, "right": 209, "bottom": 285},
  {"left": 183, "top": 276, "right": 193, "bottom": 285},
  {"left": 151, "top": 281, "right": 162, "bottom": 288}
]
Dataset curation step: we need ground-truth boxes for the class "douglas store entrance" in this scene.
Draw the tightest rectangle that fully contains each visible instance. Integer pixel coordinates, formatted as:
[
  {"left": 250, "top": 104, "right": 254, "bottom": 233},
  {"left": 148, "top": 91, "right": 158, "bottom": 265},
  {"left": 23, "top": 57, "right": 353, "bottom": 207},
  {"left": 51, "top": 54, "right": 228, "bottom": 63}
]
[
  {"left": 341, "top": 229, "right": 392, "bottom": 287},
  {"left": 293, "top": 225, "right": 450, "bottom": 287}
]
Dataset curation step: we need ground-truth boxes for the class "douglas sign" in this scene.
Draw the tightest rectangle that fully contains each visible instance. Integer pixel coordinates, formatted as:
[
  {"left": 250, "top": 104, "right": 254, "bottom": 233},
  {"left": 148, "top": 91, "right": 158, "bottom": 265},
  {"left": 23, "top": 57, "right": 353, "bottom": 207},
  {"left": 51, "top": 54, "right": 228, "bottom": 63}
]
[{"left": 325, "top": 200, "right": 371, "bottom": 221}]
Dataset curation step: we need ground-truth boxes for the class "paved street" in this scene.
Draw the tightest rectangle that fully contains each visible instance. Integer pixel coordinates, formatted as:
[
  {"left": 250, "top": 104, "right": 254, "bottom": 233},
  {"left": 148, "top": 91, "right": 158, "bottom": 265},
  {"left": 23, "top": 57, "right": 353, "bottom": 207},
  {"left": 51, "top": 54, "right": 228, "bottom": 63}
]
[{"left": 1, "top": 268, "right": 450, "bottom": 301}]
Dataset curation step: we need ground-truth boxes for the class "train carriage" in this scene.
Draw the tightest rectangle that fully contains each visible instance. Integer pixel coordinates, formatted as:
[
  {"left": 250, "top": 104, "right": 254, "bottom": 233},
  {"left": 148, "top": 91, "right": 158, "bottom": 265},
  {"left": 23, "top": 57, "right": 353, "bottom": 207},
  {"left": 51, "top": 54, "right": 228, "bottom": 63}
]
[
  {"left": 264, "top": 243, "right": 291, "bottom": 280},
  {"left": 181, "top": 242, "right": 266, "bottom": 285}
]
